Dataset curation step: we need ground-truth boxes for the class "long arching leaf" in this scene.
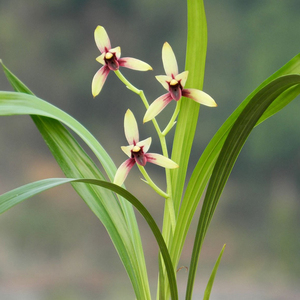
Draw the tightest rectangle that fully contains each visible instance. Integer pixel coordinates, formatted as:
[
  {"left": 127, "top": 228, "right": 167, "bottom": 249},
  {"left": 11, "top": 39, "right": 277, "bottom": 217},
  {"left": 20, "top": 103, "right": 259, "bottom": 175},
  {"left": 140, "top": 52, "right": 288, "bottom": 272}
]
[
  {"left": 0, "top": 177, "right": 178, "bottom": 300},
  {"left": 0, "top": 62, "right": 151, "bottom": 300},
  {"left": 185, "top": 74, "right": 300, "bottom": 300},
  {"left": 170, "top": 54, "right": 300, "bottom": 280}
]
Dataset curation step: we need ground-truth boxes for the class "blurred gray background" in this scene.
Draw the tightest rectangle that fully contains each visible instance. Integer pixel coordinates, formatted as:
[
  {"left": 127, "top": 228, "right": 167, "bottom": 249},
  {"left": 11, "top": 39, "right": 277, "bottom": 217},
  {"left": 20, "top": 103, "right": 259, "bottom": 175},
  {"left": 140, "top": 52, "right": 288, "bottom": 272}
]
[{"left": 0, "top": 0, "right": 300, "bottom": 299}]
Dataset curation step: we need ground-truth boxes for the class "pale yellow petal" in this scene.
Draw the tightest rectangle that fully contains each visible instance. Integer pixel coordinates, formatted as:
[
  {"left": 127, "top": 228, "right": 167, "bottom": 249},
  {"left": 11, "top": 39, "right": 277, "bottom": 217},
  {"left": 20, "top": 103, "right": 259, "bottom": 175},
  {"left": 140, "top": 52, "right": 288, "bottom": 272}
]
[
  {"left": 162, "top": 42, "right": 178, "bottom": 76},
  {"left": 136, "top": 137, "right": 152, "bottom": 153},
  {"left": 175, "top": 70, "right": 189, "bottom": 88},
  {"left": 114, "top": 159, "right": 135, "bottom": 186},
  {"left": 183, "top": 89, "right": 217, "bottom": 107},
  {"left": 119, "top": 57, "right": 152, "bottom": 71},
  {"left": 155, "top": 75, "right": 171, "bottom": 90},
  {"left": 145, "top": 153, "right": 179, "bottom": 169},
  {"left": 143, "top": 93, "right": 173, "bottom": 123},
  {"left": 96, "top": 53, "right": 105, "bottom": 65},
  {"left": 124, "top": 109, "right": 139, "bottom": 145},
  {"left": 91, "top": 66, "right": 109, "bottom": 97},
  {"left": 94, "top": 26, "right": 111, "bottom": 53},
  {"left": 109, "top": 46, "right": 121, "bottom": 59},
  {"left": 121, "top": 145, "right": 132, "bottom": 157}
]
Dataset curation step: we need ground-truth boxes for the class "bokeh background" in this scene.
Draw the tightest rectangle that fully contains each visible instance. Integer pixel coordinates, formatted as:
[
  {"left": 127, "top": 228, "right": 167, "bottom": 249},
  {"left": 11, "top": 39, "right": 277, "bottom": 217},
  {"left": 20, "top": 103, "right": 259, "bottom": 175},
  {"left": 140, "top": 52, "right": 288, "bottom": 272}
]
[{"left": 0, "top": 0, "right": 300, "bottom": 299}]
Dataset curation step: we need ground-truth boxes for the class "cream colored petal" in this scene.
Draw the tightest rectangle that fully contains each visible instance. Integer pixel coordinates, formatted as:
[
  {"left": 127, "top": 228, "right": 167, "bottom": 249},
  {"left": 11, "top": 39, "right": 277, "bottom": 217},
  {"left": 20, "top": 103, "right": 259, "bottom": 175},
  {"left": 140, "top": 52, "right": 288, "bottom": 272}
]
[
  {"left": 136, "top": 137, "right": 152, "bottom": 153},
  {"left": 119, "top": 57, "right": 152, "bottom": 71},
  {"left": 175, "top": 70, "right": 189, "bottom": 88},
  {"left": 145, "top": 153, "right": 179, "bottom": 169},
  {"left": 114, "top": 158, "right": 135, "bottom": 186},
  {"left": 91, "top": 66, "right": 110, "bottom": 97},
  {"left": 121, "top": 145, "right": 133, "bottom": 157},
  {"left": 109, "top": 46, "right": 121, "bottom": 59},
  {"left": 124, "top": 109, "right": 139, "bottom": 145},
  {"left": 182, "top": 89, "right": 217, "bottom": 107},
  {"left": 96, "top": 53, "right": 105, "bottom": 65},
  {"left": 155, "top": 75, "right": 171, "bottom": 90},
  {"left": 94, "top": 26, "right": 111, "bottom": 53},
  {"left": 143, "top": 93, "right": 173, "bottom": 123},
  {"left": 162, "top": 42, "right": 178, "bottom": 76}
]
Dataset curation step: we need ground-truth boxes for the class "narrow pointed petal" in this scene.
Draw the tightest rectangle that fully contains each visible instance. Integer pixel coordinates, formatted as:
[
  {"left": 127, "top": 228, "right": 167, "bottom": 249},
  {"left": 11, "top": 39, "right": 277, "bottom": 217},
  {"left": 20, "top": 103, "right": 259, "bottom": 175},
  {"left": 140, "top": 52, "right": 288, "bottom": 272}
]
[
  {"left": 94, "top": 26, "right": 111, "bottom": 53},
  {"left": 119, "top": 57, "right": 152, "bottom": 71},
  {"left": 162, "top": 42, "right": 178, "bottom": 76},
  {"left": 136, "top": 137, "right": 152, "bottom": 153},
  {"left": 143, "top": 93, "right": 173, "bottom": 123},
  {"left": 182, "top": 88, "right": 217, "bottom": 107},
  {"left": 109, "top": 46, "right": 121, "bottom": 59},
  {"left": 175, "top": 70, "right": 189, "bottom": 88},
  {"left": 114, "top": 158, "right": 135, "bottom": 186},
  {"left": 121, "top": 145, "right": 132, "bottom": 157},
  {"left": 124, "top": 109, "right": 139, "bottom": 145},
  {"left": 96, "top": 53, "right": 105, "bottom": 65},
  {"left": 155, "top": 75, "right": 171, "bottom": 90},
  {"left": 91, "top": 66, "right": 110, "bottom": 97},
  {"left": 145, "top": 153, "right": 179, "bottom": 169}
]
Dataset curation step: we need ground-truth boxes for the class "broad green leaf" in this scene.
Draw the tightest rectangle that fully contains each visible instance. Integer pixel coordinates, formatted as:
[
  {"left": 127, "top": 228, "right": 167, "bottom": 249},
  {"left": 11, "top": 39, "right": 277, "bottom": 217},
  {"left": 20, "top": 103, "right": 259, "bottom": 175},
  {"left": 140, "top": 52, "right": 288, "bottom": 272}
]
[
  {"left": 203, "top": 244, "right": 226, "bottom": 300},
  {"left": 0, "top": 177, "right": 178, "bottom": 300},
  {"left": 185, "top": 74, "right": 300, "bottom": 300},
  {"left": 1, "top": 62, "right": 151, "bottom": 300},
  {"left": 170, "top": 53, "right": 300, "bottom": 280}
]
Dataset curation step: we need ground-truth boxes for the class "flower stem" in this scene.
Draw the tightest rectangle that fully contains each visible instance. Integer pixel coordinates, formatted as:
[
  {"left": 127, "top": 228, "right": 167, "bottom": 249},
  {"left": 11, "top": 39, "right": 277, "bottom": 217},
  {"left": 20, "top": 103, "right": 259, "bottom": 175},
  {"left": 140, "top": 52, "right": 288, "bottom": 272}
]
[
  {"left": 162, "top": 101, "right": 181, "bottom": 136},
  {"left": 114, "top": 70, "right": 176, "bottom": 232},
  {"left": 137, "top": 165, "right": 169, "bottom": 198}
]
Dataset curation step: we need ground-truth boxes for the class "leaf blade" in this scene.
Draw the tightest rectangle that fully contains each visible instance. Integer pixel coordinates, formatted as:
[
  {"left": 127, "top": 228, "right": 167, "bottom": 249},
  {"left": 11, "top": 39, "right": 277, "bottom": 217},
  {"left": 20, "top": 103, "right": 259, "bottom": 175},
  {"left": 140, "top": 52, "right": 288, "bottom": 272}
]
[
  {"left": 185, "top": 74, "right": 300, "bottom": 300},
  {"left": 0, "top": 177, "right": 179, "bottom": 300},
  {"left": 1, "top": 62, "right": 151, "bottom": 300},
  {"left": 203, "top": 244, "right": 226, "bottom": 300},
  {"left": 170, "top": 54, "right": 300, "bottom": 278}
]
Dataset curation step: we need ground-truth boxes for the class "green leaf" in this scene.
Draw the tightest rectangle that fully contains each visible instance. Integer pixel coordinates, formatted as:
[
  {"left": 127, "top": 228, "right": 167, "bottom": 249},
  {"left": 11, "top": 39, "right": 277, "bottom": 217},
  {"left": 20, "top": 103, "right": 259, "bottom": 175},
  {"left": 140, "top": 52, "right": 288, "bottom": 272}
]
[
  {"left": 0, "top": 62, "right": 151, "bottom": 300},
  {"left": 158, "top": 1, "right": 208, "bottom": 298},
  {"left": 0, "top": 177, "right": 178, "bottom": 300},
  {"left": 185, "top": 74, "right": 300, "bottom": 300},
  {"left": 203, "top": 244, "right": 226, "bottom": 300},
  {"left": 0, "top": 90, "right": 116, "bottom": 180},
  {"left": 170, "top": 53, "right": 300, "bottom": 281},
  {"left": 171, "top": 0, "right": 207, "bottom": 217}
]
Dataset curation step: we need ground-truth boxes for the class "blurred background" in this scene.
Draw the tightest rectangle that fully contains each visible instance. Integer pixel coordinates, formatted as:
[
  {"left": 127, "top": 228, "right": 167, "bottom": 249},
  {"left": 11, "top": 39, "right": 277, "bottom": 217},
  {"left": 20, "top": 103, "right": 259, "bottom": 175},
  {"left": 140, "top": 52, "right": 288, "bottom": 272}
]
[{"left": 0, "top": 0, "right": 300, "bottom": 299}]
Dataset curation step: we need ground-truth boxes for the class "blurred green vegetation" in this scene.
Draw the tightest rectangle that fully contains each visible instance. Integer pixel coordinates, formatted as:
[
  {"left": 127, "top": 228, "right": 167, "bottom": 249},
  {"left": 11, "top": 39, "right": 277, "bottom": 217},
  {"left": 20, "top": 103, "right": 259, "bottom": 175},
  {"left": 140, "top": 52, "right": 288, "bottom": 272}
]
[{"left": 0, "top": 0, "right": 299, "bottom": 299}]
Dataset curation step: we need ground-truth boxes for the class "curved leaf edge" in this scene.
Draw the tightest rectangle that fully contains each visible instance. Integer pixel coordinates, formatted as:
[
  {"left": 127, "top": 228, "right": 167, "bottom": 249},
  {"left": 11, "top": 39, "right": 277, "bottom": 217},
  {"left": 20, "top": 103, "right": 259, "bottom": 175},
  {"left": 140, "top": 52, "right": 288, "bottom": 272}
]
[
  {"left": 0, "top": 177, "right": 179, "bottom": 300},
  {"left": 185, "top": 74, "right": 300, "bottom": 300},
  {"left": 1, "top": 61, "right": 151, "bottom": 300},
  {"left": 170, "top": 53, "right": 300, "bottom": 272},
  {"left": 203, "top": 244, "right": 226, "bottom": 300}
]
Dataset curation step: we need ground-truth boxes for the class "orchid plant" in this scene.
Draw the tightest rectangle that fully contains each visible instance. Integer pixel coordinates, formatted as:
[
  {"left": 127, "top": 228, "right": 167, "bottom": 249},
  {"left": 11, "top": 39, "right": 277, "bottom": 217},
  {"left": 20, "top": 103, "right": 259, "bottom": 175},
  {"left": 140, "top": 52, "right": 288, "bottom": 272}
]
[{"left": 1, "top": 1, "right": 300, "bottom": 300}]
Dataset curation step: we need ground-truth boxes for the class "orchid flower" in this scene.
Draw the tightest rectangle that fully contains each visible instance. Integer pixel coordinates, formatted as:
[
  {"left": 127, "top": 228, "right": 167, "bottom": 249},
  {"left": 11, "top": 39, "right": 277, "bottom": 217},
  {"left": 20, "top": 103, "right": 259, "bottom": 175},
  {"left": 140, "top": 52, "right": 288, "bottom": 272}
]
[
  {"left": 114, "top": 109, "right": 178, "bottom": 186},
  {"left": 92, "top": 26, "right": 152, "bottom": 97},
  {"left": 143, "top": 42, "right": 217, "bottom": 122}
]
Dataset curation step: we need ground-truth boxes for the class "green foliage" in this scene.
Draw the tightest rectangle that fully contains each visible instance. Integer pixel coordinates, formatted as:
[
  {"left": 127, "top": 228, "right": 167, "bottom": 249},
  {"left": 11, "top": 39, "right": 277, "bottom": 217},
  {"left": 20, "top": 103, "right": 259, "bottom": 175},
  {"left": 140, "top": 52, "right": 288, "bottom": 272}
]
[
  {"left": 0, "top": 177, "right": 178, "bottom": 300},
  {"left": 1, "top": 62, "right": 152, "bottom": 300},
  {"left": 1, "top": 1, "right": 300, "bottom": 299},
  {"left": 185, "top": 74, "right": 300, "bottom": 300},
  {"left": 203, "top": 244, "right": 226, "bottom": 300}
]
